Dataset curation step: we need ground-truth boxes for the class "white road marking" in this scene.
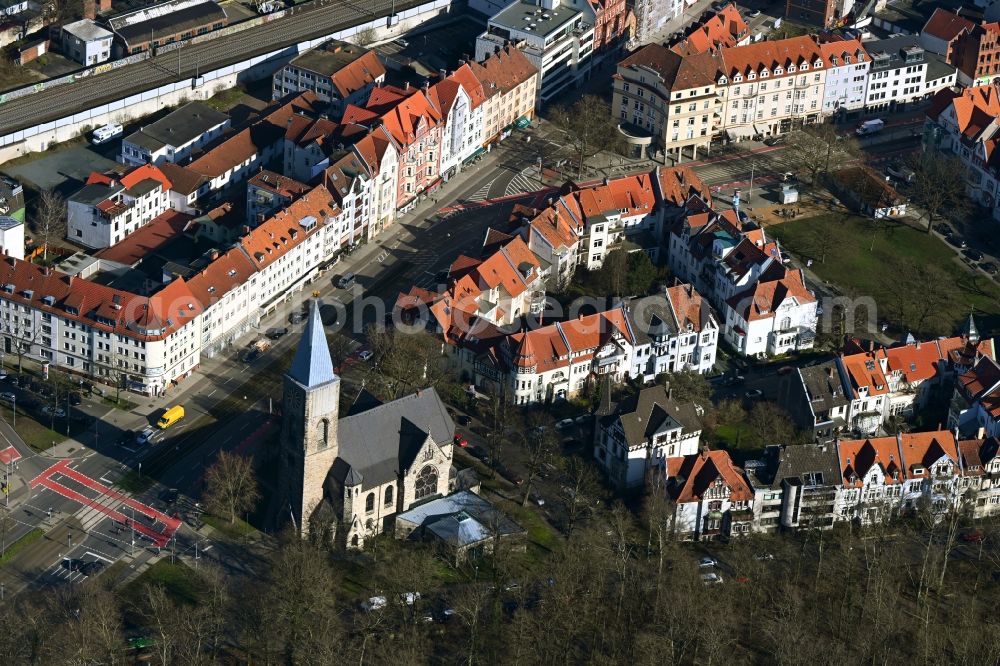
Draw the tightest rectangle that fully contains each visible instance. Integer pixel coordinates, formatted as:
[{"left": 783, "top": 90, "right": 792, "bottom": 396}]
[{"left": 207, "top": 389, "right": 217, "bottom": 397}]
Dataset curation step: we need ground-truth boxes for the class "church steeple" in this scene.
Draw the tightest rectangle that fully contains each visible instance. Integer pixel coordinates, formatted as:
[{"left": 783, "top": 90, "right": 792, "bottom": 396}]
[
  {"left": 962, "top": 310, "right": 980, "bottom": 345},
  {"left": 288, "top": 299, "right": 337, "bottom": 388}
]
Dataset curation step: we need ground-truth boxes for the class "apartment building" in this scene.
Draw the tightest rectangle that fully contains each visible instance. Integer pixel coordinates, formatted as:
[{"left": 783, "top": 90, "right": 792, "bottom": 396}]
[
  {"left": 475, "top": 0, "right": 594, "bottom": 107},
  {"left": 747, "top": 443, "right": 842, "bottom": 532},
  {"left": 67, "top": 166, "right": 173, "bottom": 249},
  {"left": 0, "top": 256, "right": 203, "bottom": 395},
  {"left": 818, "top": 37, "right": 870, "bottom": 117},
  {"left": 722, "top": 265, "right": 818, "bottom": 357},
  {"left": 61, "top": 19, "right": 113, "bottom": 65},
  {"left": 777, "top": 360, "right": 851, "bottom": 444},
  {"left": 272, "top": 40, "right": 386, "bottom": 113},
  {"left": 669, "top": 3, "right": 750, "bottom": 56},
  {"left": 594, "top": 383, "right": 705, "bottom": 490},
  {"left": 921, "top": 8, "right": 1000, "bottom": 86},
  {"left": 612, "top": 44, "right": 720, "bottom": 162},
  {"left": 429, "top": 64, "right": 487, "bottom": 179},
  {"left": 925, "top": 84, "right": 1000, "bottom": 220},
  {"left": 353, "top": 128, "right": 400, "bottom": 238},
  {"left": 665, "top": 449, "right": 755, "bottom": 540},
  {"left": 120, "top": 102, "right": 230, "bottom": 167},
  {"left": 864, "top": 35, "right": 958, "bottom": 113},
  {"left": 717, "top": 36, "right": 828, "bottom": 140}
]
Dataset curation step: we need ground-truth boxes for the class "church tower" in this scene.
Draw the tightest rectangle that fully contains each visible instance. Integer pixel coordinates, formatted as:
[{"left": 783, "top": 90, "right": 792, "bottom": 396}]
[{"left": 278, "top": 299, "right": 340, "bottom": 535}]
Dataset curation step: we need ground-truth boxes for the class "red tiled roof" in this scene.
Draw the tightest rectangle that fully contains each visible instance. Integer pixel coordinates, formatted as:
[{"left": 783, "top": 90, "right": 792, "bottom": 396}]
[
  {"left": 666, "top": 449, "right": 753, "bottom": 503},
  {"left": 896, "top": 431, "right": 959, "bottom": 480},
  {"left": 94, "top": 210, "right": 193, "bottom": 266},
  {"left": 840, "top": 348, "right": 890, "bottom": 398},
  {"left": 120, "top": 164, "right": 171, "bottom": 192},
  {"left": 329, "top": 48, "right": 386, "bottom": 98},
  {"left": 468, "top": 45, "right": 538, "bottom": 97},
  {"left": 922, "top": 7, "right": 975, "bottom": 42},
  {"left": 726, "top": 267, "right": 815, "bottom": 322},
  {"left": 0, "top": 256, "right": 201, "bottom": 341},
  {"left": 720, "top": 35, "right": 825, "bottom": 78},
  {"left": 672, "top": 3, "right": 748, "bottom": 56},
  {"left": 838, "top": 436, "right": 904, "bottom": 486},
  {"left": 239, "top": 184, "right": 338, "bottom": 271}
]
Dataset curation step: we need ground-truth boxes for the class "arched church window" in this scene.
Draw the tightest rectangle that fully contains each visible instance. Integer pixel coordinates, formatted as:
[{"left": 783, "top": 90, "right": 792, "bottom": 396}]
[
  {"left": 384, "top": 485, "right": 394, "bottom": 506},
  {"left": 366, "top": 492, "right": 375, "bottom": 513},
  {"left": 351, "top": 534, "right": 359, "bottom": 547},
  {"left": 415, "top": 466, "right": 438, "bottom": 500}
]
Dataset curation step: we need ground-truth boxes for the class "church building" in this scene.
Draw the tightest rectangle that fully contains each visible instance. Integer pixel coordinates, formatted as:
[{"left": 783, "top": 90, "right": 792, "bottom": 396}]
[{"left": 277, "top": 300, "right": 456, "bottom": 548}]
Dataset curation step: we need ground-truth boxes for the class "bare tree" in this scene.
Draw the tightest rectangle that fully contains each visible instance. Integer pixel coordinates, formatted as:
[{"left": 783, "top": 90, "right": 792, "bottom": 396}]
[
  {"left": 548, "top": 95, "right": 624, "bottom": 177},
  {"left": 783, "top": 125, "right": 859, "bottom": 184},
  {"left": 327, "top": 330, "right": 354, "bottom": 374},
  {"left": 366, "top": 325, "right": 448, "bottom": 400},
  {"left": 34, "top": 189, "right": 66, "bottom": 262},
  {"left": 521, "top": 424, "right": 556, "bottom": 507},
  {"left": 483, "top": 390, "right": 513, "bottom": 477},
  {"left": 354, "top": 26, "right": 378, "bottom": 48},
  {"left": 558, "top": 456, "right": 600, "bottom": 533},
  {"left": 906, "top": 153, "right": 969, "bottom": 233},
  {"left": 202, "top": 451, "right": 260, "bottom": 524}
]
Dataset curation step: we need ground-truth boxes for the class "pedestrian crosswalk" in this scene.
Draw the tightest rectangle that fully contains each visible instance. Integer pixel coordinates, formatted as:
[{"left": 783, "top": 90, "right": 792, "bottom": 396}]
[
  {"left": 467, "top": 181, "right": 493, "bottom": 202},
  {"left": 505, "top": 170, "right": 539, "bottom": 196}
]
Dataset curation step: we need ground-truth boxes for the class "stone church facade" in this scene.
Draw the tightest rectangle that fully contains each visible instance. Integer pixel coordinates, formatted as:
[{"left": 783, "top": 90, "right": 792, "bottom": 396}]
[{"left": 276, "top": 300, "right": 456, "bottom": 548}]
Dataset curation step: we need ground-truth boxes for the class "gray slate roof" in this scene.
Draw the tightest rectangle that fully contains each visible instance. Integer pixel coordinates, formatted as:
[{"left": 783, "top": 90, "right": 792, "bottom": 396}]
[
  {"left": 799, "top": 362, "right": 850, "bottom": 413},
  {"left": 334, "top": 388, "right": 454, "bottom": 486},
  {"left": 287, "top": 300, "right": 336, "bottom": 389},
  {"left": 752, "top": 444, "right": 843, "bottom": 489},
  {"left": 601, "top": 383, "right": 703, "bottom": 448},
  {"left": 124, "top": 102, "right": 228, "bottom": 153}
]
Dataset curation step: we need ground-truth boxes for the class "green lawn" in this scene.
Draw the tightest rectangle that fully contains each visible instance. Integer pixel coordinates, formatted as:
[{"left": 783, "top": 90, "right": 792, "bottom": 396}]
[
  {"left": 203, "top": 515, "right": 257, "bottom": 541},
  {"left": 2, "top": 408, "right": 84, "bottom": 452},
  {"left": 123, "top": 559, "right": 203, "bottom": 606},
  {"left": 0, "top": 528, "right": 43, "bottom": 565},
  {"left": 768, "top": 213, "right": 1000, "bottom": 336},
  {"left": 117, "top": 470, "right": 154, "bottom": 493}
]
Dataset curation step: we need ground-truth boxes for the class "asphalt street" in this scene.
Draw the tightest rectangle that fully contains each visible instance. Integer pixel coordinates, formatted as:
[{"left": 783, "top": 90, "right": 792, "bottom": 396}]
[{"left": 0, "top": 0, "right": 429, "bottom": 135}]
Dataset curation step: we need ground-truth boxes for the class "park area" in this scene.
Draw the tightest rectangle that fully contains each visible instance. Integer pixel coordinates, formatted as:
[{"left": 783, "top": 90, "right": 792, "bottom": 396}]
[{"left": 764, "top": 211, "right": 1000, "bottom": 338}]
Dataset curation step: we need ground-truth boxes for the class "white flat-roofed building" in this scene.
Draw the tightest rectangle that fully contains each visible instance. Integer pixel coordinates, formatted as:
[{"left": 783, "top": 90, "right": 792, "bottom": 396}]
[
  {"left": 61, "top": 19, "right": 113, "bottom": 66},
  {"left": 120, "top": 102, "right": 230, "bottom": 166},
  {"left": 475, "top": 0, "right": 594, "bottom": 107}
]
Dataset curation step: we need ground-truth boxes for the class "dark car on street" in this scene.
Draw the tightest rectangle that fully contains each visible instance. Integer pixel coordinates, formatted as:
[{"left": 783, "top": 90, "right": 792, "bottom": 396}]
[
  {"left": 265, "top": 327, "right": 289, "bottom": 340},
  {"left": 933, "top": 222, "right": 953, "bottom": 236},
  {"left": 63, "top": 558, "right": 84, "bottom": 572},
  {"left": 963, "top": 248, "right": 985, "bottom": 262},
  {"left": 946, "top": 234, "right": 969, "bottom": 249},
  {"left": 81, "top": 561, "right": 106, "bottom": 576},
  {"left": 981, "top": 261, "right": 999, "bottom": 275}
]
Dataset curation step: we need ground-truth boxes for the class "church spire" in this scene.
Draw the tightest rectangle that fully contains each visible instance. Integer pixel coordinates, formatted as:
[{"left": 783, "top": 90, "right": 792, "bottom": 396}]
[
  {"left": 962, "top": 309, "right": 980, "bottom": 345},
  {"left": 287, "top": 299, "right": 337, "bottom": 388}
]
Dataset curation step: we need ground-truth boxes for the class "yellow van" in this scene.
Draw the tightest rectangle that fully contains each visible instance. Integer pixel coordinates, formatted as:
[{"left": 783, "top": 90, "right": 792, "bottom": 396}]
[{"left": 156, "top": 405, "right": 185, "bottom": 429}]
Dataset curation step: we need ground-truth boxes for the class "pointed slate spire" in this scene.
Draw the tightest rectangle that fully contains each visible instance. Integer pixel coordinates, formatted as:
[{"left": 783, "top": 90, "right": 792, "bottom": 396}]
[
  {"left": 287, "top": 299, "right": 337, "bottom": 388},
  {"left": 963, "top": 310, "right": 980, "bottom": 345}
]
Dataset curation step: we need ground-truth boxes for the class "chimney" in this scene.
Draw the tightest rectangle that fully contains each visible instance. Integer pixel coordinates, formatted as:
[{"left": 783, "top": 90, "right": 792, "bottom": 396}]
[
  {"left": 915, "top": 340, "right": 921, "bottom": 349},
  {"left": 868, "top": 339, "right": 874, "bottom": 352},
  {"left": 977, "top": 426, "right": 987, "bottom": 439},
  {"left": 83, "top": 0, "right": 96, "bottom": 19},
  {"left": 404, "top": 81, "right": 410, "bottom": 90},
  {"left": 438, "top": 68, "right": 447, "bottom": 80}
]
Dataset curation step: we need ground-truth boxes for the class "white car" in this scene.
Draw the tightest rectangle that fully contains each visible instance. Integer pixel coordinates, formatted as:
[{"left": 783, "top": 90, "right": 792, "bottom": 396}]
[
  {"left": 400, "top": 591, "right": 421, "bottom": 605},
  {"left": 361, "top": 596, "right": 387, "bottom": 612},
  {"left": 357, "top": 350, "right": 374, "bottom": 362},
  {"left": 136, "top": 427, "right": 156, "bottom": 445},
  {"left": 42, "top": 406, "right": 66, "bottom": 418},
  {"left": 754, "top": 553, "right": 774, "bottom": 561},
  {"left": 555, "top": 418, "right": 575, "bottom": 431},
  {"left": 700, "top": 572, "right": 724, "bottom": 584},
  {"left": 698, "top": 556, "right": 718, "bottom": 568},
  {"left": 748, "top": 8, "right": 761, "bottom": 17}
]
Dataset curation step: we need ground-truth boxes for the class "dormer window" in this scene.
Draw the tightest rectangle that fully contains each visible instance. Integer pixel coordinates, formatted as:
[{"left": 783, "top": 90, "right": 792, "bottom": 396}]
[
  {"left": 733, "top": 74, "right": 742, "bottom": 83},
  {"left": 760, "top": 69, "right": 769, "bottom": 78},
  {"left": 774, "top": 67, "right": 783, "bottom": 75},
  {"left": 800, "top": 63, "right": 809, "bottom": 71},
  {"left": 814, "top": 59, "right": 823, "bottom": 68},
  {"left": 748, "top": 71, "right": 756, "bottom": 80}
]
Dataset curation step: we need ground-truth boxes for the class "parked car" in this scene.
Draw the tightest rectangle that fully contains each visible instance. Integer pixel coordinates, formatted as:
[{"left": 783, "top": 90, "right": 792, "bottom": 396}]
[
  {"left": 81, "top": 560, "right": 106, "bottom": 576},
  {"left": 748, "top": 8, "right": 761, "bottom": 17},
  {"left": 933, "top": 222, "right": 954, "bottom": 236},
  {"left": 744, "top": 389, "right": 764, "bottom": 400},
  {"left": 962, "top": 530, "right": 986, "bottom": 543},
  {"left": 63, "top": 558, "right": 84, "bottom": 572},
  {"left": 241, "top": 348, "right": 263, "bottom": 363},
  {"left": 456, "top": 414, "right": 472, "bottom": 427},
  {"left": 885, "top": 161, "right": 916, "bottom": 182},
  {"left": 754, "top": 553, "right": 774, "bottom": 561},
  {"left": 497, "top": 464, "right": 523, "bottom": 485},
  {"left": 41, "top": 406, "right": 66, "bottom": 418},
  {"left": 68, "top": 393, "right": 82, "bottom": 406},
  {"left": 0, "top": 392, "right": 14, "bottom": 404},
  {"left": 136, "top": 426, "right": 156, "bottom": 445},
  {"left": 265, "top": 327, "right": 289, "bottom": 340},
  {"left": 946, "top": 234, "right": 968, "bottom": 249},
  {"left": 357, "top": 350, "right": 374, "bottom": 362},
  {"left": 698, "top": 556, "right": 718, "bottom": 568},
  {"left": 452, "top": 432, "right": 469, "bottom": 448},
  {"left": 763, "top": 135, "right": 784, "bottom": 146},
  {"left": 289, "top": 312, "right": 304, "bottom": 324},
  {"left": 700, "top": 572, "right": 724, "bottom": 584},
  {"left": 555, "top": 418, "right": 575, "bottom": 431},
  {"left": 981, "top": 261, "right": 999, "bottom": 275},
  {"left": 161, "top": 488, "right": 179, "bottom": 505},
  {"left": 963, "top": 248, "right": 985, "bottom": 262},
  {"left": 361, "top": 596, "right": 387, "bottom": 612}
]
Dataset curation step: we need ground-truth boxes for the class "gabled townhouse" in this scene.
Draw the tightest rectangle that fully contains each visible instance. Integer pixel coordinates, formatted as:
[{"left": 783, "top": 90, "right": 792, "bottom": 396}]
[
  {"left": 428, "top": 64, "right": 487, "bottom": 180},
  {"left": 342, "top": 84, "right": 443, "bottom": 212},
  {"left": 352, "top": 128, "right": 400, "bottom": 238},
  {"left": 272, "top": 40, "right": 386, "bottom": 114},
  {"left": 185, "top": 246, "right": 258, "bottom": 357},
  {"left": 949, "top": 355, "right": 1000, "bottom": 438},
  {"left": 282, "top": 112, "right": 343, "bottom": 183},
  {"left": 120, "top": 102, "right": 230, "bottom": 167},
  {"left": 835, "top": 431, "right": 964, "bottom": 524},
  {"left": 664, "top": 448, "right": 755, "bottom": 540},
  {"left": 837, "top": 346, "right": 891, "bottom": 435},
  {"left": 246, "top": 170, "right": 310, "bottom": 227},
  {"left": 722, "top": 264, "right": 818, "bottom": 357},
  {"left": 817, "top": 37, "right": 870, "bottom": 118},
  {"left": 520, "top": 166, "right": 710, "bottom": 285},
  {"left": 957, "top": 435, "right": 1000, "bottom": 518},
  {"left": 467, "top": 45, "right": 538, "bottom": 147},
  {"left": 67, "top": 165, "right": 173, "bottom": 249},
  {"left": 777, "top": 360, "right": 851, "bottom": 444},
  {"left": 594, "top": 382, "right": 706, "bottom": 490},
  {"left": 157, "top": 162, "right": 207, "bottom": 214},
  {"left": 746, "top": 443, "right": 842, "bottom": 533},
  {"left": 920, "top": 8, "right": 1000, "bottom": 86},
  {"left": 925, "top": 84, "right": 1000, "bottom": 221},
  {"left": 0, "top": 255, "right": 203, "bottom": 396},
  {"left": 669, "top": 3, "right": 750, "bottom": 56},
  {"left": 322, "top": 151, "right": 374, "bottom": 248},
  {"left": 187, "top": 93, "right": 325, "bottom": 202},
  {"left": 624, "top": 283, "right": 719, "bottom": 379}
]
